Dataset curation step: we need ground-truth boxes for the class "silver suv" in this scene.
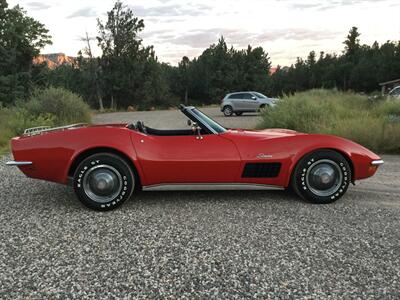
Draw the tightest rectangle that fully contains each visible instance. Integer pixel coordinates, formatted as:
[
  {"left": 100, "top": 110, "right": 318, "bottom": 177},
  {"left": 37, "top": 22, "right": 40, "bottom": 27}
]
[
  {"left": 389, "top": 86, "right": 400, "bottom": 98},
  {"left": 221, "top": 91, "right": 278, "bottom": 116}
]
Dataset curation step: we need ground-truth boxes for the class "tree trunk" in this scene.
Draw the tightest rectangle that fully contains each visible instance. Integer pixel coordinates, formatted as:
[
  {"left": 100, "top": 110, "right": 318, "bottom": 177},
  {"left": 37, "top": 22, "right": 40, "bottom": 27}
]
[
  {"left": 96, "top": 82, "right": 104, "bottom": 111},
  {"left": 184, "top": 88, "right": 188, "bottom": 105},
  {"left": 111, "top": 94, "right": 115, "bottom": 110},
  {"left": 98, "top": 93, "right": 104, "bottom": 111}
]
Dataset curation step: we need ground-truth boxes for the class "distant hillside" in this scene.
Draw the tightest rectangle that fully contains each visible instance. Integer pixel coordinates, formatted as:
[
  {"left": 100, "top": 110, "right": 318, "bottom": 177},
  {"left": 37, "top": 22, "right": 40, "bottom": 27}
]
[
  {"left": 33, "top": 53, "right": 76, "bottom": 69},
  {"left": 269, "top": 67, "right": 278, "bottom": 75}
]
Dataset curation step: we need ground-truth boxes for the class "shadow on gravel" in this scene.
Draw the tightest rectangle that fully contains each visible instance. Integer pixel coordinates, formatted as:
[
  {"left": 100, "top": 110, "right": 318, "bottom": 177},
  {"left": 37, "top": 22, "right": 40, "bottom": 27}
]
[
  {"left": 6, "top": 176, "right": 303, "bottom": 211},
  {"left": 124, "top": 190, "right": 300, "bottom": 207}
]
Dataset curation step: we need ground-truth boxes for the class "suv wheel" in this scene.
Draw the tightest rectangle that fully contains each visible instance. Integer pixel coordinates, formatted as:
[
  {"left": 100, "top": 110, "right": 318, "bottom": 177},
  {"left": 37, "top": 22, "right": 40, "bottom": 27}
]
[{"left": 223, "top": 106, "right": 233, "bottom": 117}]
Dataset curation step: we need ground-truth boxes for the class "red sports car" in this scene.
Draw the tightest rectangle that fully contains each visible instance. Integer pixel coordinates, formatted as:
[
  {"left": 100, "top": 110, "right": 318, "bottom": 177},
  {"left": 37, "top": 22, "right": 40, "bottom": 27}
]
[{"left": 7, "top": 105, "right": 383, "bottom": 211}]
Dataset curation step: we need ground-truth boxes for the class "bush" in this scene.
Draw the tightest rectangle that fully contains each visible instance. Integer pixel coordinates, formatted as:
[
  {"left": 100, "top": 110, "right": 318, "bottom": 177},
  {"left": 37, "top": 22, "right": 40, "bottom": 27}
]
[
  {"left": 24, "top": 87, "right": 91, "bottom": 125},
  {"left": 258, "top": 89, "right": 400, "bottom": 153},
  {"left": 0, "top": 87, "right": 91, "bottom": 155}
]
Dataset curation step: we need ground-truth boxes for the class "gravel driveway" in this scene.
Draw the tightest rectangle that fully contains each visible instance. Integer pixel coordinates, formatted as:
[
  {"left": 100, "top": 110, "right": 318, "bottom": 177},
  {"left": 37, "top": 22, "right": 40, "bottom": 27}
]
[{"left": 0, "top": 107, "right": 399, "bottom": 299}]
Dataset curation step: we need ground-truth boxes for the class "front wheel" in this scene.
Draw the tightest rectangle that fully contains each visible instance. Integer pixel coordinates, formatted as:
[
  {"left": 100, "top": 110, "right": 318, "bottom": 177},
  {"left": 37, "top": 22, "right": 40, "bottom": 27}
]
[
  {"left": 73, "top": 153, "right": 135, "bottom": 211},
  {"left": 223, "top": 106, "right": 233, "bottom": 116},
  {"left": 291, "top": 150, "right": 351, "bottom": 204}
]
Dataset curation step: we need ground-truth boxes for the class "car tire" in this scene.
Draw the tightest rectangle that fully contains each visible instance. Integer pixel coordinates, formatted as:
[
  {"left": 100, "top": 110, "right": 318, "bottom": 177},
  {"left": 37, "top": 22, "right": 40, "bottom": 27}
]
[
  {"left": 235, "top": 112, "right": 243, "bottom": 116},
  {"left": 223, "top": 106, "right": 233, "bottom": 117},
  {"left": 73, "top": 153, "right": 135, "bottom": 211},
  {"left": 291, "top": 150, "right": 351, "bottom": 204}
]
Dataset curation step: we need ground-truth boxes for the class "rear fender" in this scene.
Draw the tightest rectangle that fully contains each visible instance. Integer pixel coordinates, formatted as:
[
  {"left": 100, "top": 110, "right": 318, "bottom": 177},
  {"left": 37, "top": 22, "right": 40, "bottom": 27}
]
[{"left": 11, "top": 126, "right": 143, "bottom": 185}]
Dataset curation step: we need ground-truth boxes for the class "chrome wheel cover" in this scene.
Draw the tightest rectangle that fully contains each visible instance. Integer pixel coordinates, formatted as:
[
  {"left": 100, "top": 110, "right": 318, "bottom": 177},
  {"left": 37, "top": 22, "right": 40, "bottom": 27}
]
[
  {"left": 305, "top": 159, "right": 343, "bottom": 197},
  {"left": 224, "top": 107, "right": 232, "bottom": 115},
  {"left": 83, "top": 164, "right": 123, "bottom": 203}
]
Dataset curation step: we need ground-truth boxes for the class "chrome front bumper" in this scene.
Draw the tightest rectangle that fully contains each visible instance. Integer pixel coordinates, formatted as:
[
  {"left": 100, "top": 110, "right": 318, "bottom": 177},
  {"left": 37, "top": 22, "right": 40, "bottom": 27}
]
[{"left": 6, "top": 161, "right": 33, "bottom": 166}]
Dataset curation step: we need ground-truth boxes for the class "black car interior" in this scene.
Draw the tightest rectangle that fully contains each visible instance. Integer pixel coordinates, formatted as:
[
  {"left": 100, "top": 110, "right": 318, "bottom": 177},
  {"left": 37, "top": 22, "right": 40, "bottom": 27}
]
[
  {"left": 127, "top": 120, "right": 209, "bottom": 136},
  {"left": 126, "top": 105, "right": 214, "bottom": 136}
]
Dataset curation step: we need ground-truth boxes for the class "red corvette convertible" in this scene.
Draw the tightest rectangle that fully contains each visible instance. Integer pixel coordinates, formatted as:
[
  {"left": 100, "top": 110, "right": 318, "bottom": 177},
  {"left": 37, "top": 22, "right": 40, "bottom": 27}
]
[{"left": 7, "top": 105, "right": 383, "bottom": 210}]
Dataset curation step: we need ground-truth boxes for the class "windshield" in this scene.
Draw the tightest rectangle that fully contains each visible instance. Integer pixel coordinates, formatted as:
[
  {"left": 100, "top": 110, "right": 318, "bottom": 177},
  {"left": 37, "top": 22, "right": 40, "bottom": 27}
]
[
  {"left": 190, "top": 108, "right": 227, "bottom": 134},
  {"left": 390, "top": 87, "right": 400, "bottom": 96},
  {"left": 253, "top": 92, "right": 268, "bottom": 99}
]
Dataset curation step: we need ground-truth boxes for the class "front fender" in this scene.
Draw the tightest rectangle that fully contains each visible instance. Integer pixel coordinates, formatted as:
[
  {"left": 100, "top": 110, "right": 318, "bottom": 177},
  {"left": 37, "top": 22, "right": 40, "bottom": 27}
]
[{"left": 285, "top": 134, "right": 381, "bottom": 186}]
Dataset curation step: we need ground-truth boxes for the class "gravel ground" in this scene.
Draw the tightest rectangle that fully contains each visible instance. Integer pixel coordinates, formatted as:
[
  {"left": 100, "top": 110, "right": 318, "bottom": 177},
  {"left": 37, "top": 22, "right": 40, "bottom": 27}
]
[{"left": 0, "top": 107, "right": 399, "bottom": 299}]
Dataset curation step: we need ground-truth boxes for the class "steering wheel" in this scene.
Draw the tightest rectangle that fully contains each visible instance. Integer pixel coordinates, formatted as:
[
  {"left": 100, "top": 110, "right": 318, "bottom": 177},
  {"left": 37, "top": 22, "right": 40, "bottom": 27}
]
[{"left": 136, "top": 121, "right": 147, "bottom": 134}]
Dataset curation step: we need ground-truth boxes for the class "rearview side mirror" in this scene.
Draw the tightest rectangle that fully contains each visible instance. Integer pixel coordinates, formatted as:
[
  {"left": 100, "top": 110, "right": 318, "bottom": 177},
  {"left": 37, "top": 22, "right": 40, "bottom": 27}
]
[{"left": 251, "top": 96, "right": 257, "bottom": 100}]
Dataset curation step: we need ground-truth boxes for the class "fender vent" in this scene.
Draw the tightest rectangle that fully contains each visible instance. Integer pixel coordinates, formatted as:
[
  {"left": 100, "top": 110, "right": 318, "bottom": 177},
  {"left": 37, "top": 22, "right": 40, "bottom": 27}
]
[{"left": 242, "top": 163, "right": 281, "bottom": 178}]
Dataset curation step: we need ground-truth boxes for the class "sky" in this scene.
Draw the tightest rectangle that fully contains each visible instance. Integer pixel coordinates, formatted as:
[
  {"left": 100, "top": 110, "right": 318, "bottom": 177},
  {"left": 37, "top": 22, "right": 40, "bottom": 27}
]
[{"left": 8, "top": 0, "right": 400, "bottom": 66}]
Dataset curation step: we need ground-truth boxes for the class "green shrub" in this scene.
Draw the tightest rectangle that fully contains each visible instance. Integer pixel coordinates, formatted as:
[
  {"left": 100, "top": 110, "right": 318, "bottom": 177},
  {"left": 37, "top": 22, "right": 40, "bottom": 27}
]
[
  {"left": 1, "top": 107, "right": 53, "bottom": 155},
  {"left": 0, "top": 87, "right": 91, "bottom": 155},
  {"left": 258, "top": 89, "right": 400, "bottom": 153},
  {"left": 24, "top": 87, "right": 91, "bottom": 125}
]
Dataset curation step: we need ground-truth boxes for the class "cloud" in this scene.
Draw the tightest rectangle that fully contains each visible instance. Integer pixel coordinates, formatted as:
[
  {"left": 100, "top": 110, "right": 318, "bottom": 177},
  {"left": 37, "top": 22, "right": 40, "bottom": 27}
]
[
  {"left": 289, "top": 3, "right": 322, "bottom": 9},
  {"left": 257, "top": 28, "right": 338, "bottom": 42},
  {"left": 26, "top": 2, "right": 51, "bottom": 10},
  {"left": 279, "top": 0, "right": 392, "bottom": 11},
  {"left": 143, "top": 28, "right": 246, "bottom": 48},
  {"left": 130, "top": 3, "right": 212, "bottom": 17},
  {"left": 67, "top": 7, "right": 97, "bottom": 19},
  {"left": 145, "top": 28, "right": 339, "bottom": 49},
  {"left": 316, "top": 0, "right": 389, "bottom": 11},
  {"left": 169, "top": 31, "right": 220, "bottom": 48},
  {"left": 149, "top": 28, "right": 258, "bottom": 48}
]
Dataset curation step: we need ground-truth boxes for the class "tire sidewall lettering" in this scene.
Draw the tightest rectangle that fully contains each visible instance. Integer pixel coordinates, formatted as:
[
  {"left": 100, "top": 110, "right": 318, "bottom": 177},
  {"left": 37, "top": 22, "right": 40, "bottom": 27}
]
[
  {"left": 75, "top": 156, "right": 132, "bottom": 209},
  {"left": 300, "top": 155, "right": 350, "bottom": 201}
]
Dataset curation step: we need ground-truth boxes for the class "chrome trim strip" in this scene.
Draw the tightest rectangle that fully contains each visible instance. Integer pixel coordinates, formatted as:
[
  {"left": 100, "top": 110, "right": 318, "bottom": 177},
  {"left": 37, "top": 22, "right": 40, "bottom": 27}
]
[
  {"left": 23, "top": 123, "right": 87, "bottom": 136},
  {"left": 6, "top": 161, "right": 32, "bottom": 166},
  {"left": 142, "top": 183, "right": 284, "bottom": 191},
  {"left": 371, "top": 160, "right": 384, "bottom": 166}
]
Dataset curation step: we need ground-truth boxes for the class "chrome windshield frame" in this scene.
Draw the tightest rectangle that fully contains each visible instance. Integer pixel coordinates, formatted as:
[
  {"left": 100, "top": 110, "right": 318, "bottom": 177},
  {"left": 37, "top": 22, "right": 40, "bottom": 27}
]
[{"left": 181, "top": 106, "right": 227, "bottom": 135}]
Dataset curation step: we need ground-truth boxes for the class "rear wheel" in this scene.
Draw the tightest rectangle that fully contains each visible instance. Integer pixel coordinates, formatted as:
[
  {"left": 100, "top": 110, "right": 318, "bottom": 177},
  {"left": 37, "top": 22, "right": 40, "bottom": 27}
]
[
  {"left": 223, "top": 105, "right": 233, "bottom": 117},
  {"left": 235, "top": 112, "right": 243, "bottom": 116},
  {"left": 73, "top": 153, "right": 135, "bottom": 211},
  {"left": 291, "top": 150, "right": 351, "bottom": 204}
]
